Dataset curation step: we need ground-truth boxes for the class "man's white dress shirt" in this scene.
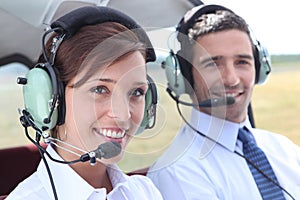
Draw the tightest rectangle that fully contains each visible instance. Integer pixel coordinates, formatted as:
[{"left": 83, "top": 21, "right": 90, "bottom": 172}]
[{"left": 147, "top": 108, "right": 300, "bottom": 200}]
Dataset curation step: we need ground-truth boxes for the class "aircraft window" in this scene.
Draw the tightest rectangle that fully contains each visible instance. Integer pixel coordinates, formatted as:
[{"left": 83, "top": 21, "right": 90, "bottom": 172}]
[{"left": 0, "top": 63, "right": 30, "bottom": 149}]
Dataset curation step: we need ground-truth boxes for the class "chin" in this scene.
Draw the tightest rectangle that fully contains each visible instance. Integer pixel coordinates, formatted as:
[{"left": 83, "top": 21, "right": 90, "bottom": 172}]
[{"left": 224, "top": 110, "right": 247, "bottom": 123}]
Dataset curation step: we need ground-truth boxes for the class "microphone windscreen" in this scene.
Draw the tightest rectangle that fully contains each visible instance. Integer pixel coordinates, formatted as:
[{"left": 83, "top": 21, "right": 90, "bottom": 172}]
[
  {"left": 95, "top": 142, "right": 122, "bottom": 159},
  {"left": 226, "top": 96, "right": 235, "bottom": 105}
]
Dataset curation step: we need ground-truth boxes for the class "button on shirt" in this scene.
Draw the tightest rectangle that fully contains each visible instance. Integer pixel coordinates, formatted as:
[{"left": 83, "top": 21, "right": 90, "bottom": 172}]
[
  {"left": 7, "top": 145, "right": 163, "bottom": 200},
  {"left": 147, "top": 108, "right": 300, "bottom": 200}
]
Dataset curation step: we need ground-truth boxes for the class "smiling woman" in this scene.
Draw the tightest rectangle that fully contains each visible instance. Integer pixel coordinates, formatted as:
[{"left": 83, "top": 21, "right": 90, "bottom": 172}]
[
  {"left": 4, "top": 6, "right": 163, "bottom": 200},
  {"left": 61, "top": 51, "right": 148, "bottom": 163}
]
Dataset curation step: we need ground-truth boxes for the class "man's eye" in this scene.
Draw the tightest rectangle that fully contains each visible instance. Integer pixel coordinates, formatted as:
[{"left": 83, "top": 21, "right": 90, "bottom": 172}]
[
  {"left": 204, "top": 61, "right": 217, "bottom": 68},
  {"left": 90, "top": 86, "right": 108, "bottom": 94},
  {"left": 237, "top": 60, "right": 250, "bottom": 65}
]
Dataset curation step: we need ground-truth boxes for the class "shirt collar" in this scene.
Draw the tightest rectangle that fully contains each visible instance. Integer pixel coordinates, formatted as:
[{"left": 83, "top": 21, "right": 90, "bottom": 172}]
[
  {"left": 189, "top": 108, "right": 252, "bottom": 152},
  {"left": 37, "top": 145, "right": 101, "bottom": 199},
  {"left": 37, "top": 145, "right": 132, "bottom": 200},
  {"left": 107, "top": 164, "right": 128, "bottom": 188}
]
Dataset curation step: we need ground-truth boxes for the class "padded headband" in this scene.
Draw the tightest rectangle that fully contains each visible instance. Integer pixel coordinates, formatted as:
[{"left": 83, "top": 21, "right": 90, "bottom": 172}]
[
  {"left": 51, "top": 6, "right": 156, "bottom": 63},
  {"left": 177, "top": 4, "right": 232, "bottom": 40}
]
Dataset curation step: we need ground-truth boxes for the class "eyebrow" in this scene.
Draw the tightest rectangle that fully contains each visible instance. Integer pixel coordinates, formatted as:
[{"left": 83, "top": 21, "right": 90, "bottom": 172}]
[
  {"left": 236, "top": 54, "right": 253, "bottom": 60},
  {"left": 89, "top": 78, "right": 147, "bottom": 86},
  {"left": 199, "top": 56, "right": 222, "bottom": 65},
  {"left": 199, "top": 54, "right": 253, "bottom": 65},
  {"left": 97, "top": 78, "right": 117, "bottom": 84}
]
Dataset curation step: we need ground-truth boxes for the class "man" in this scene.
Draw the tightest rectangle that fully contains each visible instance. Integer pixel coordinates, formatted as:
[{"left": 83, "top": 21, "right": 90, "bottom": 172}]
[{"left": 147, "top": 4, "right": 300, "bottom": 200}]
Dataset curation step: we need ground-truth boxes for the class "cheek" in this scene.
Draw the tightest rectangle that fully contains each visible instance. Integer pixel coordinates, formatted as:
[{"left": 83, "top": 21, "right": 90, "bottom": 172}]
[
  {"left": 64, "top": 89, "right": 76, "bottom": 123},
  {"left": 65, "top": 89, "right": 97, "bottom": 130},
  {"left": 130, "top": 100, "right": 145, "bottom": 125},
  {"left": 192, "top": 68, "right": 217, "bottom": 96},
  {"left": 193, "top": 66, "right": 220, "bottom": 85},
  {"left": 242, "top": 67, "right": 256, "bottom": 87}
]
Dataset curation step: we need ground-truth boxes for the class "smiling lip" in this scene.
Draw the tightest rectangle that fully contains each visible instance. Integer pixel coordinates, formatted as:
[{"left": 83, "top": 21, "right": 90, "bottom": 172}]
[
  {"left": 211, "top": 91, "right": 243, "bottom": 105},
  {"left": 214, "top": 90, "right": 243, "bottom": 98},
  {"left": 93, "top": 128, "right": 126, "bottom": 139}
]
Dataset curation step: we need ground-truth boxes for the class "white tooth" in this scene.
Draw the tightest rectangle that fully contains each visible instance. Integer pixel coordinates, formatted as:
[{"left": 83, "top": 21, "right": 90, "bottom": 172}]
[
  {"left": 121, "top": 130, "right": 125, "bottom": 137},
  {"left": 112, "top": 131, "right": 117, "bottom": 138},
  {"left": 99, "top": 128, "right": 103, "bottom": 134},
  {"left": 116, "top": 132, "right": 121, "bottom": 138},
  {"left": 107, "top": 130, "right": 112, "bottom": 137},
  {"left": 102, "top": 129, "right": 107, "bottom": 136},
  {"left": 226, "top": 93, "right": 237, "bottom": 97}
]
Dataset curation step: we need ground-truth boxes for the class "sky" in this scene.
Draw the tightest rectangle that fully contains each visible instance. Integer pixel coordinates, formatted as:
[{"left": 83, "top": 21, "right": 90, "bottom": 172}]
[{"left": 203, "top": 0, "right": 300, "bottom": 55}]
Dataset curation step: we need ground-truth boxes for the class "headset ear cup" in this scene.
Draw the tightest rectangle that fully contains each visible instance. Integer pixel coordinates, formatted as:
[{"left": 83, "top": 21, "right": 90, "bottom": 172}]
[
  {"left": 163, "top": 51, "right": 186, "bottom": 96},
  {"left": 22, "top": 68, "right": 58, "bottom": 131},
  {"left": 255, "top": 44, "right": 271, "bottom": 85},
  {"left": 136, "top": 75, "right": 158, "bottom": 134}
]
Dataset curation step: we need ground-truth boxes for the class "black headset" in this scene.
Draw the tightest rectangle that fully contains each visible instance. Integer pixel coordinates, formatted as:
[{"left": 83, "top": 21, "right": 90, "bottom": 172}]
[
  {"left": 17, "top": 6, "right": 158, "bottom": 134},
  {"left": 163, "top": 4, "right": 272, "bottom": 97}
]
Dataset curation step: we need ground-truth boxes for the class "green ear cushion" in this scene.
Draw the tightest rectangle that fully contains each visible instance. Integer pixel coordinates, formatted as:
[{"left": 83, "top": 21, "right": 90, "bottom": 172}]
[
  {"left": 164, "top": 53, "right": 186, "bottom": 96},
  {"left": 23, "top": 68, "right": 58, "bottom": 131},
  {"left": 135, "top": 77, "right": 157, "bottom": 135},
  {"left": 142, "top": 86, "right": 154, "bottom": 125},
  {"left": 256, "top": 45, "right": 271, "bottom": 85}
]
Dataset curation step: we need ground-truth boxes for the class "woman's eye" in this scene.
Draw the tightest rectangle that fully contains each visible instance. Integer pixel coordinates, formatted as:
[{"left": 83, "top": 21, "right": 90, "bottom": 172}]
[
  {"left": 90, "top": 86, "right": 108, "bottom": 94},
  {"left": 130, "top": 88, "right": 146, "bottom": 97}
]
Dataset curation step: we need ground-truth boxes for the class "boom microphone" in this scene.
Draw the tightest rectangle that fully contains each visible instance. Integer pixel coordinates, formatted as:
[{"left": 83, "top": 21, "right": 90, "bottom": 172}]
[
  {"left": 166, "top": 88, "right": 235, "bottom": 107},
  {"left": 198, "top": 96, "right": 235, "bottom": 107},
  {"left": 80, "top": 142, "right": 122, "bottom": 164}
]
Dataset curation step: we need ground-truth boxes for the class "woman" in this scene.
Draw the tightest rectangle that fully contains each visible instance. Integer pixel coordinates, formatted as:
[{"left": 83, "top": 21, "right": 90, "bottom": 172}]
[{"left": 7, "top": 6, "right": 162, "bottom": 200}]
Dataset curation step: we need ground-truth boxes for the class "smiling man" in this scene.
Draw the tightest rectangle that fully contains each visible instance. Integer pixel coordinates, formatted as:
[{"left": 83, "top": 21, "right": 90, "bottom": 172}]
[
  {"left": 147, "top": 4, "right": 300, "bottom": 200},
  {"left": 191, "top": 28, "right": 256, "bottom": 123}
]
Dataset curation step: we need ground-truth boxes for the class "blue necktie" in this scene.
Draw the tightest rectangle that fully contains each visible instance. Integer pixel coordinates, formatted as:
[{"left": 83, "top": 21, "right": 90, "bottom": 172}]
[{"left": 238, "top": 127, "right": 285, "bottom": 200}]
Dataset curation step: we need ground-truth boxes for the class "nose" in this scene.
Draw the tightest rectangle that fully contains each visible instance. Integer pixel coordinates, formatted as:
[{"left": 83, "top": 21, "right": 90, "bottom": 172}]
[
  {"left": 108, "top": 95, "right": 131, "bottom": 122},
  {"left": 221, "top": 63, "right": 240, "bottom": 87}
]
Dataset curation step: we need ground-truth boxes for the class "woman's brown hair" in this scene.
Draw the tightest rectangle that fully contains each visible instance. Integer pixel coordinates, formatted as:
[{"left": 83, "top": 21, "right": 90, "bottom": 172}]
[{"left": 40, "top": 22, "right": 146, "bottom": 87}]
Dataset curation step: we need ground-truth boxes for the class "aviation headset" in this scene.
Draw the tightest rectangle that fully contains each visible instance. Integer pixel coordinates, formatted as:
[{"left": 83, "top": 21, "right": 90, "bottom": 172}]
[
  {"left": 17, "top": 6, "right": 158, "bottom": 134},
  {"left": 163, "top": 4, "right": 271, "bottom": 97}
]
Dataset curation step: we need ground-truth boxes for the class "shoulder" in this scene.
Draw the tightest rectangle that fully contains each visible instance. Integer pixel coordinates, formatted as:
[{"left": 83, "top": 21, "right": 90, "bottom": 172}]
[
  {"left": 148, "top": 126, "right": 198, "bottom": 173},
  {"left": 126, "top": 174, "right": 159, "bottom": 189},
  {"left": 6, "top": 172, "right": 48, "bottom": 200},
  {"left": 117, "top": 175, "right": 163, "bottom": 199},
  {"left": 147, "top": 147, "right": 205, "bottom": 190},
  {"left": 253, "top": 128, "right": 300, "bottom": 156},
  {"left": 253, "top": 128, "right": 297, "bottom": 146}
]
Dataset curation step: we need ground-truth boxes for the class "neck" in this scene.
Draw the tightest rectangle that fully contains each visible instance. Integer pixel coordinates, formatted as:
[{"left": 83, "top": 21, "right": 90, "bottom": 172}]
[
  {"left": 71, "top": 161, "right": 113, "bottom": 191},
  {"left": 54, "top": 144, "right": 113, "bottom": 191}
]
